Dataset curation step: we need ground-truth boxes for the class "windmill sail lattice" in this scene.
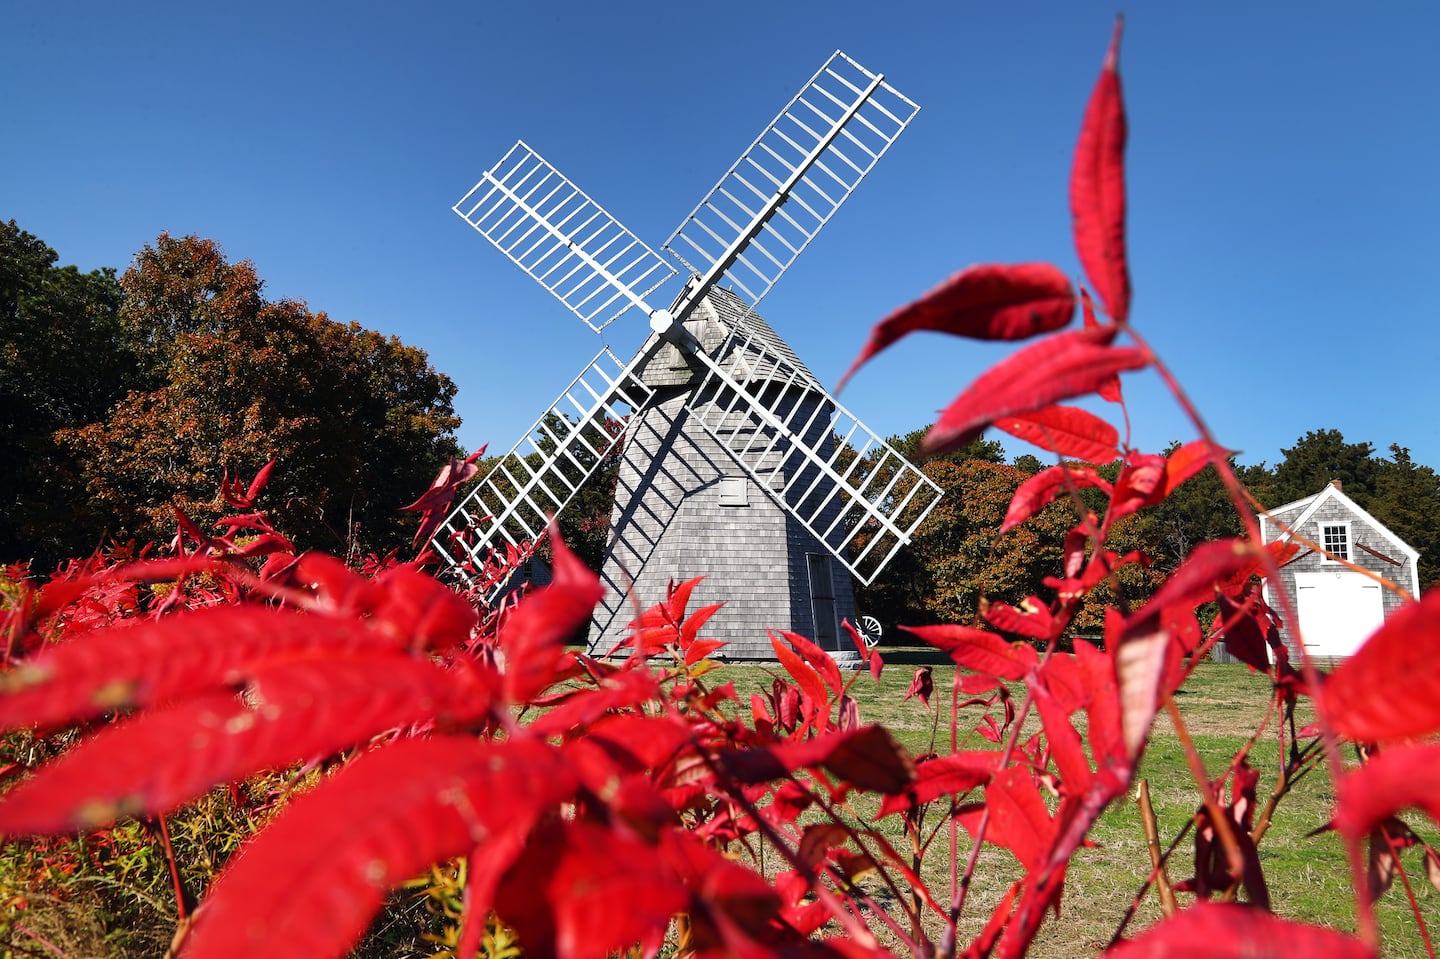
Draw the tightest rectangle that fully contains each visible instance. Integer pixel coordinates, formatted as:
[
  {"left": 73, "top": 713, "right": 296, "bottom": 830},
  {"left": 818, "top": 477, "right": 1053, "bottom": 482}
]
[
  {"left": 436, "top": 51, "right": 941, "bottom": 660},
  {"left": 665, "top": 51, "right": 919, "bottom": 309},
  {"left": 453, "top": 143, "right": 676, "bottom": 333},
  {"left": 686, "top": 321, "right": 938, "bottom": 586},
  {"left": 430, "top": 348, "right": 651, "bottom": 588}
]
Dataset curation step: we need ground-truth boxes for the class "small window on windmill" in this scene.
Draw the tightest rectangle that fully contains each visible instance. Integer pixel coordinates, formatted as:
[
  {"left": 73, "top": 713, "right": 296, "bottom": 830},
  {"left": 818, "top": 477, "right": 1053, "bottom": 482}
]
[{"left": 719, "top": 476, "right": 749, "bottom": 507}]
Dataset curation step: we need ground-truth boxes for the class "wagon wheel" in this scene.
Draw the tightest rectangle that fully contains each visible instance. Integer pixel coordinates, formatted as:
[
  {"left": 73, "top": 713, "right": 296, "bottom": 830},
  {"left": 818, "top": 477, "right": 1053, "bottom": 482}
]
[{"left": 858, "top": 615, "right": 883, "bottom": 648}]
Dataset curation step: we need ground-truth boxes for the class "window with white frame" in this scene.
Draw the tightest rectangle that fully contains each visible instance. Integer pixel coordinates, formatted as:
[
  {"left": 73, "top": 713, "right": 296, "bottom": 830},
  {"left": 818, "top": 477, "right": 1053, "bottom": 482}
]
[{"left": 1320, "top": 522, "right": 1350, "bottom": 563}]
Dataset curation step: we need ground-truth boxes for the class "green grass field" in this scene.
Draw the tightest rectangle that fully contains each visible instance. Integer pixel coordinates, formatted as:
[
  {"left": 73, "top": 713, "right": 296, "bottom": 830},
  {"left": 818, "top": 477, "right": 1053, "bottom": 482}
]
[{"left": 712, "top": 656, "right": 1439, "bottom": 957}]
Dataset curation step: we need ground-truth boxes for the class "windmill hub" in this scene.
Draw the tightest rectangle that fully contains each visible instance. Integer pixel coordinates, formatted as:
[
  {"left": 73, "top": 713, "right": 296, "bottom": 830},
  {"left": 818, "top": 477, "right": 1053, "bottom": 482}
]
[
  {"left": 648, "top": 307, "right": 702, "bottom": 354},
  {"left": 647, "top": 307, "right": 676, "bottom": 337}
]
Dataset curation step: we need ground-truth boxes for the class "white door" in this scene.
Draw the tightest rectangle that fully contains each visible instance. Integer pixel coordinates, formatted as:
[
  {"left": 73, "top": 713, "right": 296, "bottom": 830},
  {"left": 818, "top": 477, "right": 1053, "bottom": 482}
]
[{"left": 1293, "top": 570, "right": 1385, "bottom": 658}]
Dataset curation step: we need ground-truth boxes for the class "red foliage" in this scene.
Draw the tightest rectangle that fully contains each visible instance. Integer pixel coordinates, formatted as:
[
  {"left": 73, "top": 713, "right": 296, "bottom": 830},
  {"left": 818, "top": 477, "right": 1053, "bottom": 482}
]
[
  {"left": 1071, "top": 17, "right": 1131, "bottom": 326},
  {"left": 839, "top": 263, "right": 1076, "bottom": 390},
  {"left": 993, "top": 404, "right": 1120, "bottom": 464},
  {"left": 921, "top": 326, "right": 1148, "bottom": 458}
]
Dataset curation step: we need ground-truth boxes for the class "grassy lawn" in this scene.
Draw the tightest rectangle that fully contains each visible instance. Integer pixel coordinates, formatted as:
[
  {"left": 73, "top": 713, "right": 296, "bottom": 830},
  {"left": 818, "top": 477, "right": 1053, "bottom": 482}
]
[{"left": 710, "top": 655, "right": 1439, "bottom": 957}]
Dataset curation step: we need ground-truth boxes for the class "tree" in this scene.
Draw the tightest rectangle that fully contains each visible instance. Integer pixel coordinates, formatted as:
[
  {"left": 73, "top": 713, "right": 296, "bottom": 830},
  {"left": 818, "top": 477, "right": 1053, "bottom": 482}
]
[
  {"left": 0, "top": 221, "right": 140, "bottom": 565},
  {"left": 1268, "top": 428, "right": 1378, "bottom": 505},
  {"left": 857, "top": 457, "right": 1078, "bottom": 629},
  {"left": 1370, "top": 444, "right": 1440, "bottom": 590},
  {"left": 55, "top": 234, "right": 461, "bottom": 557},
  {"left": 889, "top": 428, "right": 1005, "bottom": 466}
]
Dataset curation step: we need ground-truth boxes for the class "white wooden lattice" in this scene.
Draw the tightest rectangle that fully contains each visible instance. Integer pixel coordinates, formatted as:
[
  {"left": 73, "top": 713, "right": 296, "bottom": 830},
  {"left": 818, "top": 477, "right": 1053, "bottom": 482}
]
[
  {"left": 686, "top": 325, "right": 941, "bottom": 586},
  {"left": 430, "top": 348, "right": 651, "bottom": 594},
  {"left": 453, "top": 142, "right": 675, "bottom": 332}
]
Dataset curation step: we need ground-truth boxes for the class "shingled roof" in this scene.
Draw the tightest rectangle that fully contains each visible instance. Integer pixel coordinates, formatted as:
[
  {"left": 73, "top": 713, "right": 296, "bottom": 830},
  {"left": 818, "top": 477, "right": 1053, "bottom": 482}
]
[{"left": 637, "top": 285, "right": 819, "bottom": 390}]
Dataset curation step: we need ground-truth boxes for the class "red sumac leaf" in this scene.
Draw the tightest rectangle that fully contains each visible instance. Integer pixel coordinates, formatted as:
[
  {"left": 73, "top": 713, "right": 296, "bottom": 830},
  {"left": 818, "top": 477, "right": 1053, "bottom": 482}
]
[
  {"left": 1152, "top": 440, "right": 1228, "bottom": 505},
  {"left": 500, "top": 532, "right": 604, "bottom": 705},
  {"left": 839, "top": 263, "right": 1075, "bottom": 389},
  {"left": 1071, "top": 18, "right": 1131, "bottom": 325},
  {"left": 879, "top": 751, "right": 995, "bottom": 817},
  {"left": 667, "top": 576, "right": 703, "bottom": 622},
  {"left": 1002, "top": 464, "right": 1112, "bottom": 534},
  {"left": 905, "top": 625, "right": 1036, "bottom": 681},
  {"left": 776, "top": 629, "right": 844, "bottom": 699},
  {"left": 1332, "top": 743, "right": 1440, "bottom": 841},
  {"left": 1212, "top": 596, "right": 1270, "bottom": 673},
  {"left": 922, "top": 326, "right": 1147, "bottom": 457},
  {"left": 583, "top": 713, "right": 691, "bottom": 771},
  {"left": 984, "top": 598, "right": 1059, "bottom": 642},
  {"left": 1107, "top": 452, "right": 1165, "bottom": 524},
  {"left": 769, "top": 632, "right": 829, "bottom": 734},
  {"left": 0, "top": 606, "right": 407, "bottom": 733},
  {"left": 994, "top": 405, "right": 1120, "bottom": 464},
  {"left": 684, "top": 637, "right": 727, "bottom": 666},
  {"left": 546, "top": 822, "right": 687, "bottom": 959},
  {"left": 401, "top": 448, "right": 486, "bottom": 548},
  {"left": 973, "top": 766, "right": 1056, "bottom": 870},
  {"left": 179, "top": 737, "right": 574, "bottom": 959},
  {"left": 1103, "top": 902, "right": 1371, "bottom": 958},
  {"left": 1323, "top": 586, "right": 1440, "bottom": 742},
  {"left": 1113, "top": 613, "right": 1165, "bottom": 764},
  {"left": 0, "top": 655, "right": 489, "bottom": 835},
  {"left": 798, "top": 823, "right": 849, "bottom": 867},
  {"left": 528, "top": 671, "right": 664, "bottom": 740},
  {"left": 370, "top": 565, "right": 478, "bottom": 651},
  {"left": 1368, "top": 824, "right": 1402, "bottom": 902},
  {"left": 904, "top": 666, "right": 934, "bottom": 707},
  {"left": 680, "top": 602, "right": 724, "bottom": 650},
  {"left": 1033, "top": 679, "right": 1093, "bottom": 794},
  {"left": 718, "top": 725, "right": 914, "bottom": 794},
  {"left": 815, "top": 724, "right": 916, "bottom": 794},
  {"left": 1218, "top": 539, "right": 1299, "bottom": 598},
  {"left": 1128, "top": 540, "right": 1256, "bottom": 631},
  {"left": 1078, "top": 639, "right": 1125, "bottom": 772}
]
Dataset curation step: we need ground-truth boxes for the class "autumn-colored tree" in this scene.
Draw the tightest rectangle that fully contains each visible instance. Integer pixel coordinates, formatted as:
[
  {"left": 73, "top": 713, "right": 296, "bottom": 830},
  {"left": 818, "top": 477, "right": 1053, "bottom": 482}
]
[
  {"left": 857, "top": 458, "right": 1070, "bottom": 629},
  {"left": 58, "top": 234, "right": 461, "bottom": 555}
]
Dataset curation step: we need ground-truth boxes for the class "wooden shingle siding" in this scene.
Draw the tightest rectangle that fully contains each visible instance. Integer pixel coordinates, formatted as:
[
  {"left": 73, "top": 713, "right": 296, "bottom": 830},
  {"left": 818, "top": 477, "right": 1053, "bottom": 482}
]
[{"left": 590, "top": 291, "right": 858, "bottom": 662}]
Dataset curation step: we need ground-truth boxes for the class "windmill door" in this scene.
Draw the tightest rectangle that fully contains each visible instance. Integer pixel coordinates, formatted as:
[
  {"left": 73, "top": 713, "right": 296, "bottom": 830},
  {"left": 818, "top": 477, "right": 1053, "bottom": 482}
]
[
  {"left": 806, "top": 554, "right": 840, "bottom": 649},
  {"left": 1293, "top": 570, "right": 1384, "bottom": 658}
]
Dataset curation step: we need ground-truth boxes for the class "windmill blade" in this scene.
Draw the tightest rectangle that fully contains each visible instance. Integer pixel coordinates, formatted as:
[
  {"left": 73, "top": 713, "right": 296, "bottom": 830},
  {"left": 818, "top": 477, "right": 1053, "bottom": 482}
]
[
  {"left": 664, "top": 51, "right": 919, "bottom": 312},
  {"left": 429, "top": 347, "right": 653, "bottom": 597},
  {"left": 454, "top": 141, "right": 676, "bottom": 333},
  {"left": 686, "top": 323, "right": 941, "bottom": 586}
]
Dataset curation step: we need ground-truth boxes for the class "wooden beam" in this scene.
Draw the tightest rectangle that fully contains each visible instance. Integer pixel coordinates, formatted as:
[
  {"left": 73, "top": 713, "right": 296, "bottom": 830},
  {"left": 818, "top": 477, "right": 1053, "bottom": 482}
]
[{"left": 1357, "top": 541, "right": 1402, "bottom": 567}]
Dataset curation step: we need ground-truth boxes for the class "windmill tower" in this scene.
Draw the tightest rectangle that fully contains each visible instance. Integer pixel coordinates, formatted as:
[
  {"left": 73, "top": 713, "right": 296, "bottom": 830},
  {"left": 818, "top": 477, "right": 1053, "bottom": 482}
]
[{"left": 432, "top": 52, "right": 942, "bottom": 662}]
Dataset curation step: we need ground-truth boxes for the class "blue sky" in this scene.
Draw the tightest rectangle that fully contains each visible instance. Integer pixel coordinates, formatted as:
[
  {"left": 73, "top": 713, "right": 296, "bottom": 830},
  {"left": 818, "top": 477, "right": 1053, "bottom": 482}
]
[{"left": 5, "top": 1, "right": 1437, "bottom": 475}]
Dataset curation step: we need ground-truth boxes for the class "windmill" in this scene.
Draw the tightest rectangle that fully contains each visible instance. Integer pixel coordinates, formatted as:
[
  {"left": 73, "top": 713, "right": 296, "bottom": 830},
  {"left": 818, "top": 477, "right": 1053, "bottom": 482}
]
[{"left": 432, "top": 51, "right": 942, "bottom": 662}]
